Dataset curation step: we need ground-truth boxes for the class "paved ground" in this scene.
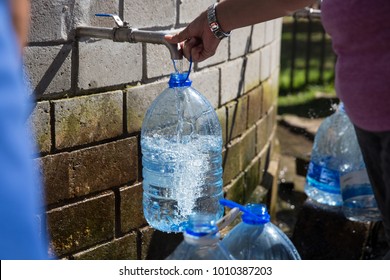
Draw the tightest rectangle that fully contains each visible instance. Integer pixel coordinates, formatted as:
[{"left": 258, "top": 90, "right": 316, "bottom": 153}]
[{"left": 275, "top": 113, "right": 389, "bottom": 260}]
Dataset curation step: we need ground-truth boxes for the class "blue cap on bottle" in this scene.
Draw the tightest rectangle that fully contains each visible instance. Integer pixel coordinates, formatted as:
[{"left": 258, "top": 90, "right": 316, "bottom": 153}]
[
  {"left": 219, "top": 199, "right": 270, "bottom": 225},
  {"left": 169, "top": 72, "right": 192, "bottom": 88}
]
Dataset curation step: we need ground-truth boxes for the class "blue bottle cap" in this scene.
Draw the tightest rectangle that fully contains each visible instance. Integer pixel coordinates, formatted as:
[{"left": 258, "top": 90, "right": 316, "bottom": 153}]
[
  {"left": 169, "top": 72, "right": 192, "bottom": 88},
  {"left": 219, "top": 199, "right": 270, "bottom": 225}
]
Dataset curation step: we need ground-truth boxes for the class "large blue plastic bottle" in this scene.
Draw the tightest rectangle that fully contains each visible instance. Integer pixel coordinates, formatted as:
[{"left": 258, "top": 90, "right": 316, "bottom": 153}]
[
  {"left": 166, "top": 215, "right": 234, "bottom": 260},
  {"left": 220, "top": 199, "right": 301, "bottom": 260},
  {"left": 304, "top": 103, "right": 348, "bottom": 206},
  {"left": 338, "top": 116, "right": 381, "bottom": 222},
  {"left": 141, "top": 69, "right": 224, "bottom": 233}
]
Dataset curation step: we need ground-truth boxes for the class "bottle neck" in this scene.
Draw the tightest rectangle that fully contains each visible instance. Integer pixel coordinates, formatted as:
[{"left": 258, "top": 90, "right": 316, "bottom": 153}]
[
  {"left": 183, "top": 215, "right": 220, "bottom": 246},
  {"left": 169, "top": 72, "right": 192, "bottom": 88}
]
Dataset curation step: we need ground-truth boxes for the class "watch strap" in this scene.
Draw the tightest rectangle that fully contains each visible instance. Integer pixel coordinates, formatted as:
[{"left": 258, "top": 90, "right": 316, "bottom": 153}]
[{"left": 207, "top": 3, "right": 231, "bottom": 40}]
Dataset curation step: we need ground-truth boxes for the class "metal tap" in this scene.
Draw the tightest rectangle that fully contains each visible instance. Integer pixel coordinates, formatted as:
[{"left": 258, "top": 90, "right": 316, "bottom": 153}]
[{"left": 76, "top": 14, "right": 183, "bottom": 60}]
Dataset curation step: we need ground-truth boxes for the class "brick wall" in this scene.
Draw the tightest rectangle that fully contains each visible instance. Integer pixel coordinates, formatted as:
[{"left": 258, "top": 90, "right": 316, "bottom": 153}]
[{"left": 25, "top": 0, "right": 282, "bottom": 259}]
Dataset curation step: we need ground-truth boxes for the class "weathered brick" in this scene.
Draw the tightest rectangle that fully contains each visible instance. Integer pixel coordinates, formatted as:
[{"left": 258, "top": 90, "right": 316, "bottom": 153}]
[
  {"left": 72, "top": 233, "right": 138, "bottom": 260},
  {"left": 29, "top": 0, "right": 71, "bottom": 42},
  {"left": 220, "top": 58, "right": 245, "bottom": 105},
  {"left": 216, "top": 106, "right": 227, "bottom": 147},
  {"left": 270, "top": 39, "right": 281, "bottom": 75},
  {"left": 244, "top": 51, "right": 261, "bottom": 93},
  {"left": 274, "top": 18, "right": 283, "bottom": 37},
  {"left": 251, "top": 23, "right": 266, "bottom": 51},
  {"left": 197, "top": 38, "right": 229, "bottom": 69},
  {"left": 47, "top": 192, "right": 115, "bottom": 257},
  {"left": 126, "top": 80, "right": 168, "bottom": 134},
  {"left": 259, "top": 144, "right": 270, "bottom": 181},
  {"left": 241, "top": 126, "right": 256, "bottom": 169},
  {"left": 224, "top": 172, "right": 245, "bottom": 205},
  {"left": 261, "top": 79, "right": 274, "bottom": 115},
  {"left": 190, "top": 67, "right": 220, "bottom": 109},
  {"left": 36, "top": 153, "right": 71, "bottom": 205},
  {"left": 179, "top": 0, "right": 214, "bottom": 24},
  {"left": 244, "top": 156, "right": 261, "bottom": 200},
  {"left": 256, "top": 116, "right": 268, "bottom": 155},
  {"left": 222, "top": 139, "right": 242, "bottom": 185},
  {"left": 265, "top": 20, "right": 275, "bottom": 45},
  {"left": 270, "top": 70, "right": 280, "bottom": 105},
  {"left": 24, "top": 44, "right": 72, "bottom": 97},
  {"left": 227, "top": 95, "right": 248, "bottom": 140},
  {"left": 54, "top": 91, "right": 123, "bottom": 149},
  {"left": 78, "top": 40, "right": 142, "bottom": 90},
  {"left": 29, "top": 0, "right": 120, "bottom": 43},
  {"left": 267, "top": 105, "right": 278, "bottom": 141},
  {"left": 73, "top": 0, "right": 120, "bottom": 29},
  {"left": 247, "top": 86, "right": 263, "bottom": 127},
  {"left": 146, "top": 44, "right": 176, "bottom": 79},
  {"left": 120, "top": 183, "right": 146, "bottom": 233},
  {"left": 260, "top": 44, "right": 272, "bottom": 82},
  {"left": 123, "top": 0, "right": 176, "bottom": 28},
  {"left": 230, "top": 26, "right": 253, "bottom": 59},
  {"left": 29, "top": 101, "right": 51, "bottom": 154},
  {"left": 69, "top": 138, "right": 138, "bottom": 197}
]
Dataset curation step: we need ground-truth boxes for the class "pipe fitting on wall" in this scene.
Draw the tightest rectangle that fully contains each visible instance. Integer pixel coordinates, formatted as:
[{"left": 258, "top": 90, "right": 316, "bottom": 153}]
[{"left": 76, "top": 14, "right": 183, "bottom": 60}]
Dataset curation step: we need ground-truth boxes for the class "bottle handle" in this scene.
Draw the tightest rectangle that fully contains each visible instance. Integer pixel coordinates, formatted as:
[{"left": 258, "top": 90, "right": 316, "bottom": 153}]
[{"left": 172, "top": 56, "right": 193, "bottom": 82}]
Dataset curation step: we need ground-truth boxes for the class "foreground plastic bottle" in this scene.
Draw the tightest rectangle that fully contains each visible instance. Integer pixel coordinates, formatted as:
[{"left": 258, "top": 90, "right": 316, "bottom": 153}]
[
  {"left": 141, "top": 67, "right": 224, "bottom": 233},
  {"left": 304, "top": 103, "right": 348, "bottom": 206},
  {"left": 166, "top": 215, "right": 234, "bottom": 260},
  {"left": 338, "top": 117, "right": 381, "bottom": 222},
  {"left": 220, "top": 199, "right": 301, "bottom": 260}
]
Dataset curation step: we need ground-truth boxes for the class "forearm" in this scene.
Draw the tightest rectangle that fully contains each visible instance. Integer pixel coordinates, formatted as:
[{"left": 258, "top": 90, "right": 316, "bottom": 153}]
[
  {"left": 10, "top": 0, "right": 31, "bottom": 49},
  {"left": 217, "top": 0, "right": 316, "bottom": 32}
]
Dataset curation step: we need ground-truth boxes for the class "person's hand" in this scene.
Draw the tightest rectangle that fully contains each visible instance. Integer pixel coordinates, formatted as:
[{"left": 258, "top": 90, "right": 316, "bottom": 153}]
[{"left": 165, "top": 11, "right": 221, "bottom": 62}]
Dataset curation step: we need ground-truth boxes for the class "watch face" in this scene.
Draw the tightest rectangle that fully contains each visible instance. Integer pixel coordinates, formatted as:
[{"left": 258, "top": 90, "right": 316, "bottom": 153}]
[{"left": 210, "top": 22, "right": 219, "bottom": 31}]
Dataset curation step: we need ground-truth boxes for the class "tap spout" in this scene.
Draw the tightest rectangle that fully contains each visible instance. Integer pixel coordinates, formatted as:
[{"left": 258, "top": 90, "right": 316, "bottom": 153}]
[
  {"left": 130, "top": 29, "right": 182, "bottom": 60},
  {"left": 76, "top": 26, "right": 182, "bottom": 60}
]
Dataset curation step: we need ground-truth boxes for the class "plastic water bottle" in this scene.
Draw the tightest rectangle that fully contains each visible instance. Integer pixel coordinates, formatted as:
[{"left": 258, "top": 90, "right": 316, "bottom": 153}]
[
  {"left": 304, "top": 103, "right": 349, "bottom": 206},
  {"left": 141, "top": 65, "right": 224, "bottom": 233},
  {"left": 166, "top": 215, "right": 234, "bottom": 260},
  {"left": 339, "top": 120, "right": 381, "bottom": 222},
  {"left": 220, "top": 199, "right": 301, "bottom": 260}
]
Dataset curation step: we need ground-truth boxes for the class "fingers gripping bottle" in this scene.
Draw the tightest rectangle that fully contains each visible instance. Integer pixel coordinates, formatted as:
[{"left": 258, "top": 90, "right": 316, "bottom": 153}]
[
  {"left": 141, "top": 64, "right": 224, "bottom": 233},
  {"left": 166, "top": 215, "right": 234, "bottom": 260},
  {"left": 304, "top": 103, "right": 349, "bottom": 206},
  {"left": 220, "top": 199, "right": 301, "bottom": 260}
]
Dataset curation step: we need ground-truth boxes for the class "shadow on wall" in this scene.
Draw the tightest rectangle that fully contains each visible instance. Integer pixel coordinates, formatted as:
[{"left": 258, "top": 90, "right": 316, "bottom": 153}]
[
  {"left": 34, "top": 45, "right": 72, "bottom": 98},
  {"left": 144, "top": 230, "right": 183, "bottom": 260}
]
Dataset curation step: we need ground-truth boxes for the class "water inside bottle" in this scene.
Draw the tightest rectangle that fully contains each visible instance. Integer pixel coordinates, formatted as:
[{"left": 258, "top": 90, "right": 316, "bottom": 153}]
[{"left": 142, "top": 134, "right": 222, "bottom": 232}]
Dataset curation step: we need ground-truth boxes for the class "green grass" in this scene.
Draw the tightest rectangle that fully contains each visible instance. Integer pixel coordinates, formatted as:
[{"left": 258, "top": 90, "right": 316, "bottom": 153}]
[
  {"left": 277, "top": 16, "right": 339, "bottom": 118},
  {"left": 278, "top": 17, "right": 336, "bottom": 98},
  {"left": 278, "top": 85, "right": 336, "bottom": 107}
]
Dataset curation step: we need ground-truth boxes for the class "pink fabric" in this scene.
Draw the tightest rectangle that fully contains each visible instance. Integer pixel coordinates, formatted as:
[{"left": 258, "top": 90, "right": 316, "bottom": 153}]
[{"left": 321, "top": 0, "right": 390, "bottom": 132}]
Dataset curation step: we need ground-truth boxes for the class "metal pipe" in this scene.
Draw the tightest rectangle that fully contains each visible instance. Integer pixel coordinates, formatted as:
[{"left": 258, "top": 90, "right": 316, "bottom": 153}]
[
  {"left": 131, "top": 29, "right": 181, "bottom": 60},
  {"left": 76, "top": 26, "right": 183, "bottom": 60},
  {"left": 293, "top": 7, "right": 321, "bottom": 20},
  {"left": 76, "top": 27, "right": 114, "bottom": 40}
]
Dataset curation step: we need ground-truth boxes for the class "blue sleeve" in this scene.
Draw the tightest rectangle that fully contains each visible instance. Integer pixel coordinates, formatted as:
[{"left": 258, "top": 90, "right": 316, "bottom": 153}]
[{"left": 0, "top": 1, "right": 49, "bottom": 260}]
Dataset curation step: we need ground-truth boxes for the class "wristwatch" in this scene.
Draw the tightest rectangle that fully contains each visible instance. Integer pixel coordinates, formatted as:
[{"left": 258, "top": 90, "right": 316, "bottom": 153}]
[{"left": 207, "top": 3, "right": 231, "bottom": 40}]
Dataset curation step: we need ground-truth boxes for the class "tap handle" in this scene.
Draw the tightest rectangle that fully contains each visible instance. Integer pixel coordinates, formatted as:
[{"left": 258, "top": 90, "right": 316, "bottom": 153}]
[{"left": 95, "top": 13, "right": 128, "bottom": 28}]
